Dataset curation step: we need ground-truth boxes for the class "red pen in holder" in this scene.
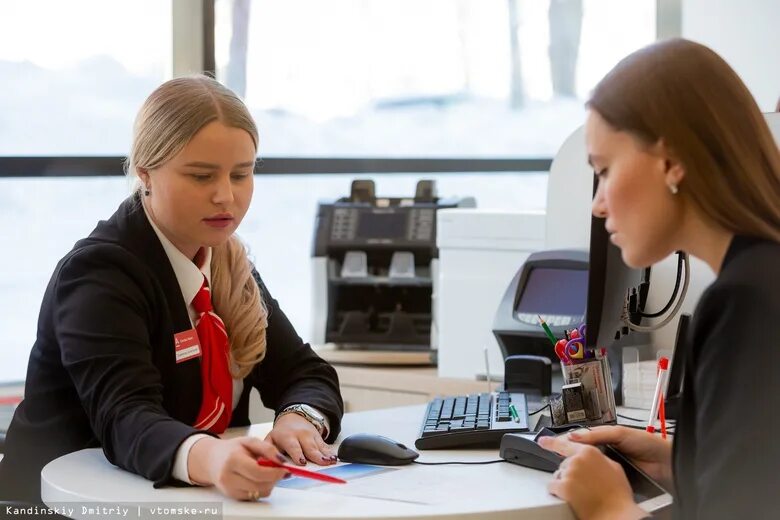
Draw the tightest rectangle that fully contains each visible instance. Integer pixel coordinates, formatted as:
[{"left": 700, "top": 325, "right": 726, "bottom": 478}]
[{"left": 646, "top": 357, "right": 670, "bottom": 438}]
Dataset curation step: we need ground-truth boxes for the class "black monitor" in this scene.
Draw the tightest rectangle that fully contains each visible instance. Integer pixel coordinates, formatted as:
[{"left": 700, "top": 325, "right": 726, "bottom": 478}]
[
  {"left": 585, "top": 215, "right": 646, "bottom": 350},
  {"left": 585, "top": 203, "right": 649, "bottom": 404}
]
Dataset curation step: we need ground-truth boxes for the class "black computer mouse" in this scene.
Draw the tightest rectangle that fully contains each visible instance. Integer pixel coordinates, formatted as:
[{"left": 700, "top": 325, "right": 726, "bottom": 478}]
[
  {"left": 337, "top": 433, "right": 420, "bottom": 466},
  {"left": 499, "top": 433, "right": 564, "bottom": 473}
]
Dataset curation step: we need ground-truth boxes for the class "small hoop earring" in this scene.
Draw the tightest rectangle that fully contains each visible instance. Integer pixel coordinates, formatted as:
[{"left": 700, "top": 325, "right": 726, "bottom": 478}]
[{"left": 668, "top": 183, "right": 679, "bottom": 195}]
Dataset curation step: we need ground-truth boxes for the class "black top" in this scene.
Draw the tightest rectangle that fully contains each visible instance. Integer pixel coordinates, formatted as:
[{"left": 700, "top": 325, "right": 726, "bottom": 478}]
[
  {"left": 673, "top": 235, "right": 780, "bottom": 519},
  {"left": 0, "top": 195, "right": 343, "bottom": 503}
]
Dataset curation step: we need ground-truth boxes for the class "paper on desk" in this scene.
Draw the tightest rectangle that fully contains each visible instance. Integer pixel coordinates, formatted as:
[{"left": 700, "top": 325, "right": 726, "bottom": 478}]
[
  {"left": 291, "top": 462, "right": 498, "bottom": 506},
  {"left": 276, "top": 463, "right": 396, "bottom": 490}
]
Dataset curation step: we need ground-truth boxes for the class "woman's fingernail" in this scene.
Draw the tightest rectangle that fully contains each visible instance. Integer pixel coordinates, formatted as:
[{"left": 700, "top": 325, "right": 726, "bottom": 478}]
[
  {"left": 538, "top": 437, "right": 551, "bottom": 447},
  {"left": 299, "top": 457, "right": 307, "bottom": 465},
  {"left": 568, "top": 432, "right": 582, "bottom": 440},
  {"left": 283, "top": 472, "right": 292, "bottom": 480},
  {"left": 276, "top": 454, "right": 287, "bottom": 463},
  {"left": 330, "top": 455, "right": 338, "bottom": 461}
]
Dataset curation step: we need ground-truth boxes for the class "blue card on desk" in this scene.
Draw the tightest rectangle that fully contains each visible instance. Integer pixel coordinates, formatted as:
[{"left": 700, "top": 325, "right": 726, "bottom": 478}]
[{"left": 276, "top": 463, "right": 396, "bottom": 490}]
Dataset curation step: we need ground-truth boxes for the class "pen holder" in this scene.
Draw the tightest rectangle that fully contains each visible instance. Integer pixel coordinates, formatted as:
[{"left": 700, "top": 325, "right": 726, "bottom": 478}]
[{"left": 552, "top": 354, "right": 617, "bottom": 427}]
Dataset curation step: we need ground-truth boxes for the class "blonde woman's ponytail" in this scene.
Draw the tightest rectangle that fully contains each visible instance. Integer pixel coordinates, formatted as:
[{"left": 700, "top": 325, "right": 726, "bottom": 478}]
[{"left": 211, "top": 236, "right": 268, "bottom": 379}]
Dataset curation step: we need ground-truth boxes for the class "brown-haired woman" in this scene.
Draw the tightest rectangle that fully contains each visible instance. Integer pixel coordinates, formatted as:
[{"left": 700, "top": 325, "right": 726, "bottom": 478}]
[
  {"left": 0, "top": 76, "right": 343, "bottom": 504},
  {"left": 539, "top": 39, "right": 780, "bottom": 519}
]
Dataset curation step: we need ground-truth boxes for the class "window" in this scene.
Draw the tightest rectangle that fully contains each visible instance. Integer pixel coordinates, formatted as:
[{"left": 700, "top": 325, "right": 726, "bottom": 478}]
[
  {"left": 0, "top": 0, "right": 172, "bottom": 382},
  {"left": 215, "top": 0, "right": 656, "bottom": 158},
  {"left": 209, "top": 0, "right": 656, "bottom": 342},
  {"left": 0, "top": 177, "right": 132, "bottom": 382},
  {"left": 0, "top": 0, "right": 171, "bottom": 156},
  {"left": 1, "top": 0, "right": 660, "bottom": 383}
]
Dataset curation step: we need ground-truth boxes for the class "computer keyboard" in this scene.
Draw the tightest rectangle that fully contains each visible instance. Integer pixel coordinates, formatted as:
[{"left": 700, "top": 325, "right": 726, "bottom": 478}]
[{"left": 414, "top": 391, "right": 529, "bottom": 450}]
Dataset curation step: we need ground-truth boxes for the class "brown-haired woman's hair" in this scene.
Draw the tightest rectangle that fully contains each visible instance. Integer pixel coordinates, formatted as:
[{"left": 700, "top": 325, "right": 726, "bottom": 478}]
[
  {"left": 125, "top": 75, "right": 268, "bottom": 379},
  {"left": 588, "top": 38, "right": 780, "bottom": 243}
]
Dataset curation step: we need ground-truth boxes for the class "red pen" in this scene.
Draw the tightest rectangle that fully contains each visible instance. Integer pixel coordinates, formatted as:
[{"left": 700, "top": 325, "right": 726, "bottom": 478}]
[
  {"left": 646, "top": 357, "right": 670, "bottom": 435},
  {"left": 658, "top": 394, "right": 668, "bottom": 439},
  {"left": 257, "top": 458, "right": 347, "bottom": 484}
]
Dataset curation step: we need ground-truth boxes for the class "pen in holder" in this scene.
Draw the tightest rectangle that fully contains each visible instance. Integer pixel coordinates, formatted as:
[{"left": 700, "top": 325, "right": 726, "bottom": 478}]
[
  {"left": 538, "top": 319, "right": 617, "bottom": 428},
  {"left": 553, "top": 350, "right": 617, "bottom": 427}
]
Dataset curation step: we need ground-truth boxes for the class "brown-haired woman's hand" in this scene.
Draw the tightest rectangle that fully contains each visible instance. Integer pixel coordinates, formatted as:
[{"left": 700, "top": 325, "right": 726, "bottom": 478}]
[
  {"left": 188, "top": 436, "right": 289, "bottom": 501},
  {"left": 566, "top": 426, "right": 673, "bottom": 489},
  {"left": 266, "top": 413, "right": 338, "bottom": 466},
  {"left": 538, "top": 435, "right": 648, "bottom": 520}
]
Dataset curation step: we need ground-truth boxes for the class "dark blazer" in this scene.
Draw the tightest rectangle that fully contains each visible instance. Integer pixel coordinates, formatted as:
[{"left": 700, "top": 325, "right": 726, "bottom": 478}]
[
  {"left": 673, "top": 235, "right": 780, "bottom": 519},
  {"left": 0, "top": 195, "right": 343, "bottom": 503}
]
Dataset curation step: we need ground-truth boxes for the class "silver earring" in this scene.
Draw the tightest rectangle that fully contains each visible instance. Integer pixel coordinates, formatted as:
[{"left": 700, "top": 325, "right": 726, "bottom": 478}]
[
  {"left": 144, "top": 187, "right": 151, "bottom": 196},
  {"left": 668, "top": 183, "right": 678, "bottom": 195}
]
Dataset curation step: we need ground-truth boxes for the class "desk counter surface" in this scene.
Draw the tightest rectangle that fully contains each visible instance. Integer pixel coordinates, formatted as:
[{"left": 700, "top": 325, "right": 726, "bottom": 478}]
[{"left": 42, "top": 405, "right": 573, "bottom": 520}]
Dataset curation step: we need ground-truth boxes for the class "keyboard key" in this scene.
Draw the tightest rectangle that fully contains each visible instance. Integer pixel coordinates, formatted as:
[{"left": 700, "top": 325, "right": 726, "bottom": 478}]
[
  {"left": 453, "top": 398, "right": 466, "bottom": 418},
  {"left": 440, "top": 398, "right": 454, "bottom": 420}
]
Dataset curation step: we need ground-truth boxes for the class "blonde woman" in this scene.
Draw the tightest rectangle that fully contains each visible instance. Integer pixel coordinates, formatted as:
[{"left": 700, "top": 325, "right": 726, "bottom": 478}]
[
  {"left": 539, "top": 39, "right": 780, "bottom": 519},
  {"left": 0, "top": 76, "right": 343, "bottom": 504}
]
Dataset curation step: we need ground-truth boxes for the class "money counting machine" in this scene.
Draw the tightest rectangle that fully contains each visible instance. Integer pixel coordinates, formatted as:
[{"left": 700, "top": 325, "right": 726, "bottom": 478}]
[{"left": 310, "top": 179, "right": 474, "bottom": 364}]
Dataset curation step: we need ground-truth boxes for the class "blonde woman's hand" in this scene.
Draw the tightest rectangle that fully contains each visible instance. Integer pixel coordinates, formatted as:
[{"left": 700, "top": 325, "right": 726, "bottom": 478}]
[
  {"left": 188, "top": 436, "right": 289, "bottom": 501},
  {"left": 567, "top": 426, "right": 673, "bottom": 489},
  {"left": 538, "top": 435, "right": 647, "bottom": 520},
  {"left": 266, "top": 413, "right": 337, "bottom": 466}
]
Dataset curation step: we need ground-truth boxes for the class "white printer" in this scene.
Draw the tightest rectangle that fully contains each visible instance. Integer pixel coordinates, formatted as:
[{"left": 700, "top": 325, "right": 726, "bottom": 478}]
[{"left": 435, "top": 209, "right": 546, "bottom": 379}]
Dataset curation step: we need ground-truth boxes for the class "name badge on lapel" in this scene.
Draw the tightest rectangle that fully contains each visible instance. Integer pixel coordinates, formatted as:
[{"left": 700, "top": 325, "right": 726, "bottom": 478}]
[{"left": 174, "top": 329, "right": 201, "bottom": 363}]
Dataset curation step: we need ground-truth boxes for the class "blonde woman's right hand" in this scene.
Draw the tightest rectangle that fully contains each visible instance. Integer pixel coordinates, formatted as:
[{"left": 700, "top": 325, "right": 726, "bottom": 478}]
[
  {"left": 189, "top": 436, "right": 290, "bottom": 501},
  {"left": 567, "top": 426, "right": 673, "bottom": 489}
]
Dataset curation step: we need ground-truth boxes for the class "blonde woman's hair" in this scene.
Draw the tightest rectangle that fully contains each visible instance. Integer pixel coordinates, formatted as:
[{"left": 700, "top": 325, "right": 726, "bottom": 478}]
[
  {"left": 588, "top": 38, "right": 780, "bottom": 243},
  {"left": 125, "top": 75, "right": 268, "bottom": 378}
]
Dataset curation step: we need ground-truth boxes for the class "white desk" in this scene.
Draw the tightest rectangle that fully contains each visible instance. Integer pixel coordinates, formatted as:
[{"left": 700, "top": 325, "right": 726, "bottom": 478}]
[{"left": 42, "top": 405, "right": 574, "bottom": 520}]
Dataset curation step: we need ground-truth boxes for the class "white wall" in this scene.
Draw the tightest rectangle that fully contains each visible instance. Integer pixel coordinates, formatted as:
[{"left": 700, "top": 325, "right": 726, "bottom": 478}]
[{"left": 683, "top": 0, "right": 780, "bottom": 111}]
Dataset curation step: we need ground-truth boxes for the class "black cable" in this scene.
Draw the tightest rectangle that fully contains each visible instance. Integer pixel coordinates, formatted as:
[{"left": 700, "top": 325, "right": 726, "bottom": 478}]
[
  {"left": 640, "top": 267, "right": 652, "bottom": 305},
  {"left": 413, "top": 459, "right": 505, "bottom": 466},
  {"left": 529, "top": 403, "right": 551, "bottom": 416},
  {"left": 639, "top": 252, "right": 685, "bottom": 318}
]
